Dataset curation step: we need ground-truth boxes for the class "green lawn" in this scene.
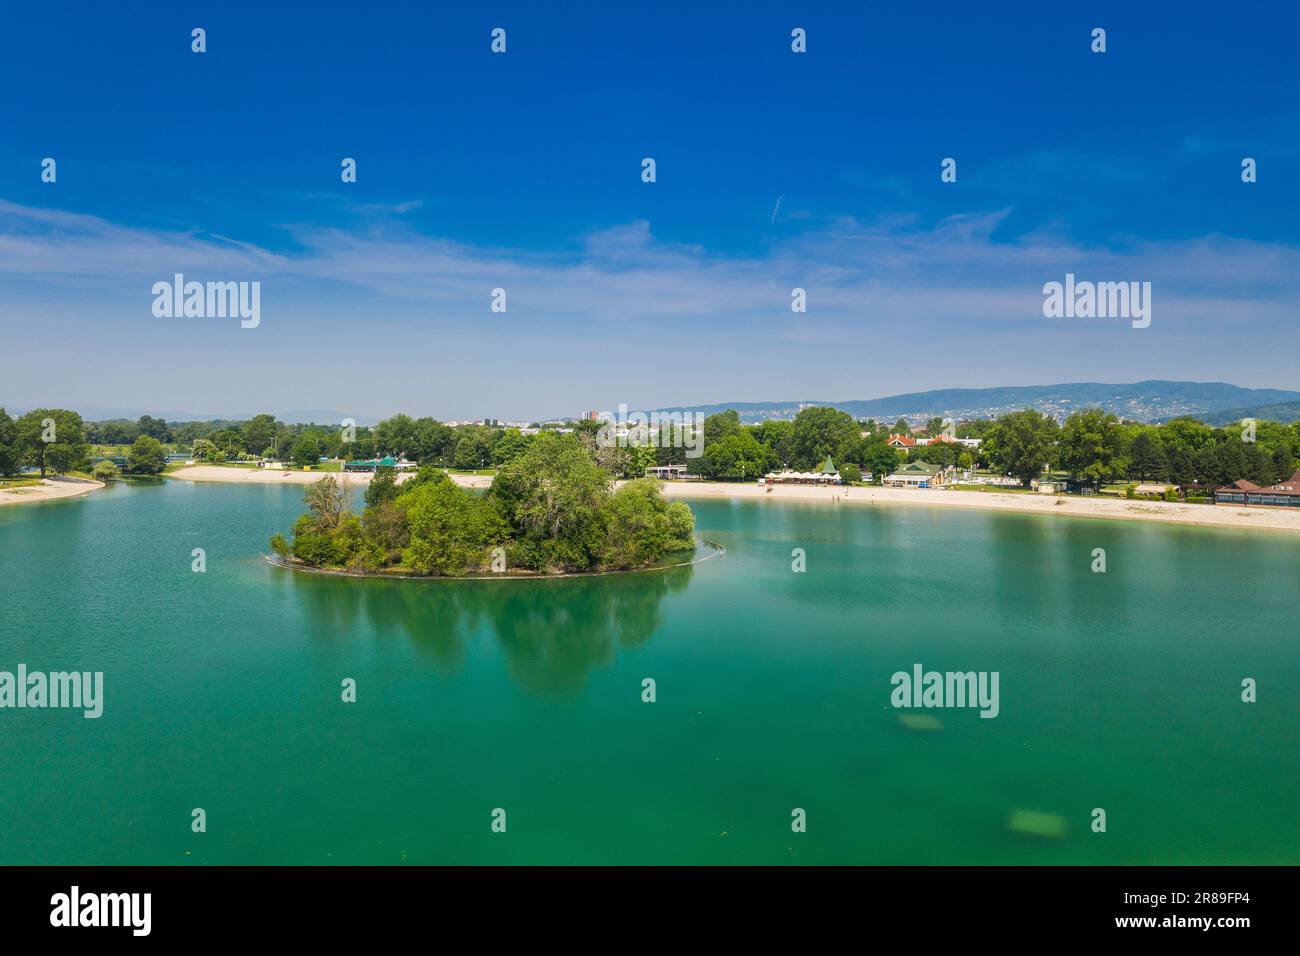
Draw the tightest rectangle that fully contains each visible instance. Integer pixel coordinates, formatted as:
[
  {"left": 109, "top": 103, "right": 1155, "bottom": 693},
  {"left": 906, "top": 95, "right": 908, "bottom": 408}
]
[
  {"left": 92, "top": 444, "right": 183, "bottom": 457},
  {"left": 949, "top": 483, "right": 1034, "bottom": 494}
]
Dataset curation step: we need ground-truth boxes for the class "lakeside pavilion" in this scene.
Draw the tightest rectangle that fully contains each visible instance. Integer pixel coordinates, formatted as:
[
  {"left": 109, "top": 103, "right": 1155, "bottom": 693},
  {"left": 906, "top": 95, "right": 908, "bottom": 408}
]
[
  {"left": 883, "top": 460, "right": 948, "bottom": 488},
  {"left": 763, "top": 456, "right": 842, "bottom": 485},
  {"left": 343, "top": 456, "right": 418, "bottom": 474},
  {"left": 1214, "top": 470, "right": 1300, "bottom": 508}
]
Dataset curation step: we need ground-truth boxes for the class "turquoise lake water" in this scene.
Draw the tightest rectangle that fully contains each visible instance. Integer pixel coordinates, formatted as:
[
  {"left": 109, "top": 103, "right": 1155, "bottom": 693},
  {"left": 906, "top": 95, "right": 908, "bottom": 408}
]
[{"left": 0, "top": 479, "right": 1296, "bottom": 864}]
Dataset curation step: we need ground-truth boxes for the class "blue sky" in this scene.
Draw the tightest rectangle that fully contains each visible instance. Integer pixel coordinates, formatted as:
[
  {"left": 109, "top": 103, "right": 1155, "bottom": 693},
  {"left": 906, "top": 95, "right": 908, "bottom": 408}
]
[{"left": 2, "top": 1, "right": 1298, "bottom": 421}]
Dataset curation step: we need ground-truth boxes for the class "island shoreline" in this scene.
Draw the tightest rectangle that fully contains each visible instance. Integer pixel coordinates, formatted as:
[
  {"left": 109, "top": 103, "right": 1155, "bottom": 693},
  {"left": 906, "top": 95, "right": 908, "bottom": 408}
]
[{"left": 263, "top": 537, "right": 724, "bottom": 581}]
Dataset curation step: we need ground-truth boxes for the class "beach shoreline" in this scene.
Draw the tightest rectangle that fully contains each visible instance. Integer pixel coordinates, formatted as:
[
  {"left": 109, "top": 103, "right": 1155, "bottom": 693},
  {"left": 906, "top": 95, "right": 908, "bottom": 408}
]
[
  {"left": 658, "top": 480, "right": 1300, "bottom": 533},
  {"left": 0, "top": 477, "right": 105, "bottom": 507},
  {"left": 165, "top": 465, "right": 1300, "bottom": 533}
]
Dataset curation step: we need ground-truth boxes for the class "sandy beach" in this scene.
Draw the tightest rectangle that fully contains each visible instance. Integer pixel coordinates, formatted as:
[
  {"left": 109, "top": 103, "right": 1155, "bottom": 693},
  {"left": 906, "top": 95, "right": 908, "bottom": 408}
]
[
  {"left": 169, "top": 465, "right": 495, "bottom": 489},
  {"left": 165, "top": 465, "right": 1300, "bottom": 533},
  {"left": 0, "top": 477, "right": 105, "bottom": 507},
  {"left": 659, "top": 481, "right": 1300, "bottom": 533}
]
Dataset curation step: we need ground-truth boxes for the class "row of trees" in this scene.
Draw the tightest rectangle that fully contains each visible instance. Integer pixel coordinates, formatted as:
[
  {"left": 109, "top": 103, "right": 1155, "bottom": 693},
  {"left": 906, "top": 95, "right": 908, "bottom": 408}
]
[
  {"left": 623, "top": 404, "right": 1300, "bottom": 490},
  {"left": 0, "top": 408, "right": 177, "bottom": 478},
  {"left": 84, "top": 415, "right": 172, "bottom": 445},
  {"left": 14, "top": 403, "right": 1300, "bottom": 492},
  {"left": 0, "top": 408, "right": 91, "bottom": 477},
  {"left": 169, "top": 412, "right": 542, "bottom": 470},
  {"left": 682, "top": 407, "right": 905, "bottom": 481},
  {"left": 980, "top": 408, "right": 1300, "bottom": 488},
  {"left": 272, "top": 432, "right": 697, "bottom": 576}
]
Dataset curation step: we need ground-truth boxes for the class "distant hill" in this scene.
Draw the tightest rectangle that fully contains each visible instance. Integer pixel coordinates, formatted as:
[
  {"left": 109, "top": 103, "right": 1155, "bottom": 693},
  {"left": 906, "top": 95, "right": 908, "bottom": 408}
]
[
  {"left": 648, "top": 382, "right": 1300, "bottom": 425},
  {"left": 1199, "top": 401, "right": 1300, "bottom": 426}
]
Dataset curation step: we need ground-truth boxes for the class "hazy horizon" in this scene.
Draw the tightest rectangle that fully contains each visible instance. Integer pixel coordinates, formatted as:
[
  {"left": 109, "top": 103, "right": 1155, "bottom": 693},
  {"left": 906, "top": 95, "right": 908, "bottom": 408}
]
[{"left": 5, "top": 378, "right": 1300, "bottom": 428}]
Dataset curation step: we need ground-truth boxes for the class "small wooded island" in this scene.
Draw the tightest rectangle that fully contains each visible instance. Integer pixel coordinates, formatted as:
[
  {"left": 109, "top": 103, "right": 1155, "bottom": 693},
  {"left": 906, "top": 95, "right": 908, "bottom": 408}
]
[{"left": 270, "top": 432, "right": 696, "bottom": 576}]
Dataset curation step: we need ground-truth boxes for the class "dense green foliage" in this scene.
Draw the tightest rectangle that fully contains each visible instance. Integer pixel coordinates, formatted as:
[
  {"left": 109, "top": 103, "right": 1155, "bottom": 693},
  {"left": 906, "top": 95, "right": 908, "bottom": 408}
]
[
  {"left": 979, "top": 409, "right": 1300, "bottom": 488},
  {"left": 12, "top": 402, "right": 1298, "bottom": 497},
  {"left": 291, "top": 436, "right": 320, "bottom": 468},
  {"left": 0, "top": 409, "right": 19, "bottom": 477},
  {"left": 0, "top": 408, "right": 91, "bottom": 477},
  {"left": 127, "top": 435, "right": 167, "bottom": 474},
  {"left": 274, "top": 433, "right": 696, "bottom": 576},
  {"left": 983, "top": 410, "right": 1060, "bottom": 485}
]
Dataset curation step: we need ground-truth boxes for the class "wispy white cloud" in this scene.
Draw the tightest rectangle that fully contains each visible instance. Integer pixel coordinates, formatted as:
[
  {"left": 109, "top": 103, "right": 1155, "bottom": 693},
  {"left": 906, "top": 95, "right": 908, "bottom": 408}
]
[{"left": 2, "top": 197, "right": 1298, "bottom": 415}]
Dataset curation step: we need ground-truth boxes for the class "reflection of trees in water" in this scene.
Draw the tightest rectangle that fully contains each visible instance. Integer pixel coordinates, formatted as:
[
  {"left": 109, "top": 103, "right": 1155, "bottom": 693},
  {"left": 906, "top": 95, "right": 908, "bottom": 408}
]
[{"left": 296, "top": 564, "right": 693, "bottom": 696}]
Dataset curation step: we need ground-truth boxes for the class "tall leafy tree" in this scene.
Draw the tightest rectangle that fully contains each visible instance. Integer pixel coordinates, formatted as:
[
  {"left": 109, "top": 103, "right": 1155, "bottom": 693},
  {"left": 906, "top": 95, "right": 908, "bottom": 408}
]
[
  {"left": 16, "top": 408, "right": 90, "bottom": 476},
  {"left": 373, "top": 414, "right": 419, "bottom": 458},
  {"left": 788, "top": 406, "right": 859, "bottom": 469},
  {"left": 1128, "top": 428, "right": 1167, "bottom": 481},
  {"left": 0, "top": 408, "right": 19, "bottom": 476},
  {"left": 292, "top": 436, "right": 321, "bottom": 468},
  {"left": 453, "top": 431, "right": 493, "bottom": 469},
  {"left": 491, "top": 429, "right": 532, "bottom": 466},
  {"left": 702, "top": 409, "right": 742, "bottom": 446},
  {"left": 411, "top": 418, "right": 456, "bottom": 464},
  {"left": 984, "top": 409, "right": 1059, "bottom": 486},
  {"left": 1059, "top": 409, "right": 1127, "bottom": 488},
  {"left": 751, "top": 419, "right": 795, "bottom": 464},
  {"left": 211, "top": 428, "right": 246, "bottom": 459},
  {"left": 242, "top": 414, "right": 280, "bottom": 458},
  {"left": 127, "top": 435, "right": 167, "bottom": 474},
  {"left": 489, "top": 432, "right": 610, "bottom": 571},
  {"left": 363, "top": 465, "right": 400, "bottom": 508},
  {"left": 697, "top": 430, "right": 777, "bottom": 480},
  {"left": 135, "top": 415, "right": 171, "bottom": 441}
]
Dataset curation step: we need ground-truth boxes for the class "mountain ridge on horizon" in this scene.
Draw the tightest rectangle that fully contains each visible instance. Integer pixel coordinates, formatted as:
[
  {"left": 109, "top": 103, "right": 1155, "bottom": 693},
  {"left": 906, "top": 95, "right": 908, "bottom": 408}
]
[
  {"left": 6, "top": 381, "right": 1300, "bottom": 427},
  {"left": 641, "top": 381, "right": 1300, "bottom": 425}
]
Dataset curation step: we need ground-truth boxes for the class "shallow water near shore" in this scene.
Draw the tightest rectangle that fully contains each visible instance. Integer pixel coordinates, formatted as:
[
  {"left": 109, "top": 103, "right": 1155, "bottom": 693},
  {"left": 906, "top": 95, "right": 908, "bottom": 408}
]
[{"left": 1, "top": 479, "right": 1296, "bottom": 864}]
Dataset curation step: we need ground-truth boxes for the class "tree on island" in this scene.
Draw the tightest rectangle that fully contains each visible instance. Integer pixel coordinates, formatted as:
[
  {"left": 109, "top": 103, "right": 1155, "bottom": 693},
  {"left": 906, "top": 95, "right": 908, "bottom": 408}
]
[
  {"left": 363, "top": 465, "right": 400, "bottom": 508},
  {"left": 272, "top": 432, "right": 695, "bottom": 576}
]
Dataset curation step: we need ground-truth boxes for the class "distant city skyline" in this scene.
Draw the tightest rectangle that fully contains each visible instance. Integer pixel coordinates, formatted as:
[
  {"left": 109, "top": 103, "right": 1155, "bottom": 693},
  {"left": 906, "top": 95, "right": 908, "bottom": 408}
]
[{"left": 3, "top": 2, "right": 1299, "bottom": 419}]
